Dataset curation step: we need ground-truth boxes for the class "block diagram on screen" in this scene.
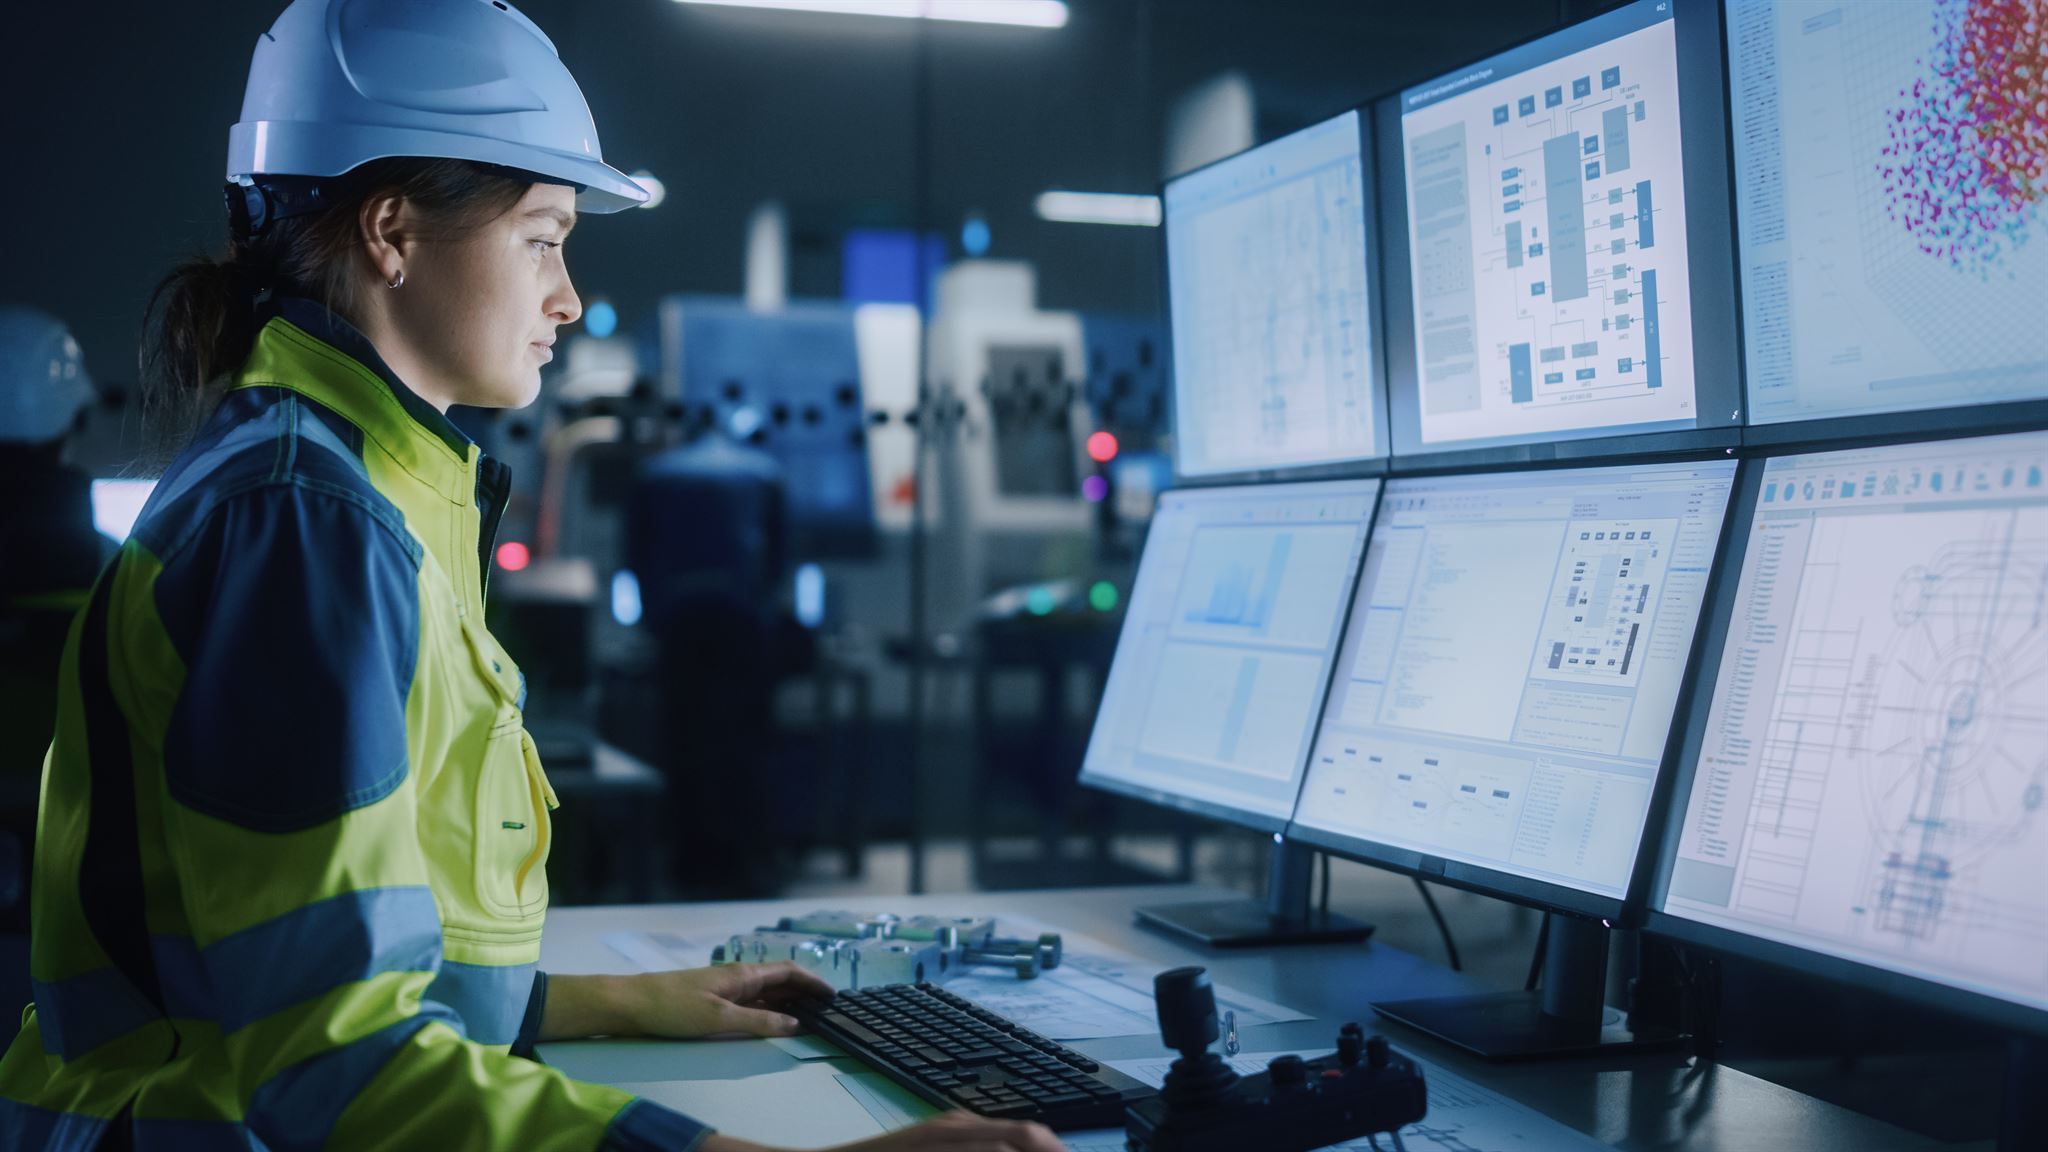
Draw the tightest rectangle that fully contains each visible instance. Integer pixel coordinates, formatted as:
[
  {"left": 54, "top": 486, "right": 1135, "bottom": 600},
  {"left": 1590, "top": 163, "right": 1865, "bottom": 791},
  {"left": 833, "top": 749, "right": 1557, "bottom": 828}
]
[
  {"left": 1530, "top": 518, "right": 1678, "bottom": 684},
  {"left": 1403, "top": 10, "right": 1699, "bottom": 445}
]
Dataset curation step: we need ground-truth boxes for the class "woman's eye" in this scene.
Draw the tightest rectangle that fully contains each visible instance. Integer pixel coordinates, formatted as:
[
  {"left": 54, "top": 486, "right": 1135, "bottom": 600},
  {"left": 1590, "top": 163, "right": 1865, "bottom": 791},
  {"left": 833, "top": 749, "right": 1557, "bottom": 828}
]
[{"left": 530, "top": 239, "right": 561, "bottom": 255}]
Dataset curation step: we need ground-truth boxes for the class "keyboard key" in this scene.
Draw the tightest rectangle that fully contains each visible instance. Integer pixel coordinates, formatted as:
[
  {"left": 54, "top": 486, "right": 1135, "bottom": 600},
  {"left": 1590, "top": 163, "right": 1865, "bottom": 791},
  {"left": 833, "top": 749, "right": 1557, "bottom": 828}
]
[{"left": 982, "top": 1102, "right": 1037, "bottom": 1119}]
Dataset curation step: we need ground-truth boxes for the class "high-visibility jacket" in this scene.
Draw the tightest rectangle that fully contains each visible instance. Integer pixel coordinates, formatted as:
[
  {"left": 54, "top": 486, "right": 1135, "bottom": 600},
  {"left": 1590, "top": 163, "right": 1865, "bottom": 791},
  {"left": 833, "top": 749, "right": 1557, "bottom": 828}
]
[{"left": 0, "top": 299, "right": 711, "bottom": 1150}]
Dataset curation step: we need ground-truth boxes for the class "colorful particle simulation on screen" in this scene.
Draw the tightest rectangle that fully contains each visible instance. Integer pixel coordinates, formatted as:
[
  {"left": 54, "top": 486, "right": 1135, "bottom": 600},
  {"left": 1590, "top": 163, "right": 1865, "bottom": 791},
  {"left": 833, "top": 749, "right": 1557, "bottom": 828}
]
[{"left": 1878, "top": 0, "right": 2048, "bottom": 276}]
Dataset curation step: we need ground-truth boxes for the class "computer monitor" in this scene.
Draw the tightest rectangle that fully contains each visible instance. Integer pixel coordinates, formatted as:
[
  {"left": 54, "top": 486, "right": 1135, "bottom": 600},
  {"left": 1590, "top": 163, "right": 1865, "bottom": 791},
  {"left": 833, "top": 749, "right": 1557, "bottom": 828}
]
[
  {"left": 89, "top": 478, "right": 156, "bottom": 542},
  {"left": 1080, "top": 479, "right": 1382, "bottom": 946},
  {"left": 1164, "top": 110, "right": 1386, "bottom": 480},
  {"left": 1287, "top": 458, "right": 1737, "bottom": 1057},
  {"left": 1652, "top": 430, "right": 2048, "bottom": 1037},
  {"left": 1375, "top": 0, "right": 1741, "bottom": 467},
  {"left": 1728, "top": 0, "right": 2048, "bottom": 442}
]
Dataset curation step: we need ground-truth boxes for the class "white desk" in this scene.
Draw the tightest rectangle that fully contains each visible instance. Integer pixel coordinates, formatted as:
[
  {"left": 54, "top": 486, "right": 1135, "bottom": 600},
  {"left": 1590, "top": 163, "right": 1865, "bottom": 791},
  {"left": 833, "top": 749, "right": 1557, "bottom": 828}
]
[{"left": 538, "top": 885, "right": 1954, "bottom": 1150}]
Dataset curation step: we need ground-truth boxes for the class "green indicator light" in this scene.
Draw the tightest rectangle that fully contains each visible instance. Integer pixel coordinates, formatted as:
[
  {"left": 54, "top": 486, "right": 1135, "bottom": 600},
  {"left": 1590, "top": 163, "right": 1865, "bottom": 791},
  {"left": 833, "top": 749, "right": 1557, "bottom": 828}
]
[
  {"left": 1089, "top": 581, "right": 1119, "bottom": 612},
  {"left": 1026, "top": 587, "right": 1057, "bottom": 616}
]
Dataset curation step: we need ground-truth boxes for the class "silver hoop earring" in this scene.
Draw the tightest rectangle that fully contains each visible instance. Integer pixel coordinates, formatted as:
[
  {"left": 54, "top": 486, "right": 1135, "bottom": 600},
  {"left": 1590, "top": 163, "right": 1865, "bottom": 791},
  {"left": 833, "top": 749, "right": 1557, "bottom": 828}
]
[{"left": 387, "top": 271, "right": 405, "bottom": 289}]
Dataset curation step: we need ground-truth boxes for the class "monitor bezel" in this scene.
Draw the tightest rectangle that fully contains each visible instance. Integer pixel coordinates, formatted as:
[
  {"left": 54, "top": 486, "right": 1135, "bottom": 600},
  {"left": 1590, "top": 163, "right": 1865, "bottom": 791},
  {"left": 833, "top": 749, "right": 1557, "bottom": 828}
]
[
  {"left": 1375, "top": 0, "right": 1745, "bottom": 472},
  {"left": 1076, "top": 476, "right": 1388, "bottom": 836},
  {"left": 1161, "top": 108, "right": 1394, "bottom": 485},
  {"left": 1740, "top": 398, "right": 2048, "bottom": 452},
  {"left": 1284, "top": 452, "right": 1751, "bottom": 923},
  {"left": 1645, "top": 426, "right": 2048, "bottom": 1038}
]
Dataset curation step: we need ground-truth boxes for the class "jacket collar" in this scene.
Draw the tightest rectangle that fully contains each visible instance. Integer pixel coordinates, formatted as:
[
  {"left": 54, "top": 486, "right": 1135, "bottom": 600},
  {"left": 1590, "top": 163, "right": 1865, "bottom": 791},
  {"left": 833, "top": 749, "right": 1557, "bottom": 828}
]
[{"left": 232, "top": 297, "right": 476, "bottom": 503}]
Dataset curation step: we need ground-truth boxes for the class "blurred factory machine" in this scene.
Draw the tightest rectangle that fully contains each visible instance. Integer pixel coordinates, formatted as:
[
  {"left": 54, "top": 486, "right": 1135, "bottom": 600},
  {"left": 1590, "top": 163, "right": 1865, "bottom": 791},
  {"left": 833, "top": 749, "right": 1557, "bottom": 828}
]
[{"left": 470, "top": 234, "right": 1173, "bottom": 899}]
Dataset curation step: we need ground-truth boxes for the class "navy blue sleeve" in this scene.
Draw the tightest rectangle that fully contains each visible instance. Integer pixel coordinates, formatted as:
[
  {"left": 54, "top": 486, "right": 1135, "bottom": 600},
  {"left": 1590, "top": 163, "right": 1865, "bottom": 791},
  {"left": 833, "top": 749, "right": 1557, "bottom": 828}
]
[{"left": 154, "top": 480, "right": 423, "bottom": 833}]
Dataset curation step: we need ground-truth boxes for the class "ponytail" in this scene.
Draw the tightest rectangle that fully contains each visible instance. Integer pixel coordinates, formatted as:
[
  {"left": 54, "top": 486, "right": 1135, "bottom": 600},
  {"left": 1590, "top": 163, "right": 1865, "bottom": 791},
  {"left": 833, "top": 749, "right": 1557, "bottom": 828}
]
[
  {"left": 138, "top": 158, "right": 533, "bottom": 462},
  {"left": 139, "top": 251, "right": 263, "bottom": 461}
]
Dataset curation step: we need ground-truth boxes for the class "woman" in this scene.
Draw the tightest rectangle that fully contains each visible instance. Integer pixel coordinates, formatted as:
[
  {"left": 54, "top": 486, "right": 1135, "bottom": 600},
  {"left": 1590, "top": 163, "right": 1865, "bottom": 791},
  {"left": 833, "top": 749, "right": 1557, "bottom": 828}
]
[{"left": 0, "top": 2, "right": 1062, "bottom": 1150}]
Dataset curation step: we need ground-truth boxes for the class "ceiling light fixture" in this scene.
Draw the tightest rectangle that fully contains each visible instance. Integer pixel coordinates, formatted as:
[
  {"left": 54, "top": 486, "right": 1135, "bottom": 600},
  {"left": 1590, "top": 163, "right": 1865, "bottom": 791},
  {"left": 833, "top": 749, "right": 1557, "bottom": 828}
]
[
  {"left": 673, "top": 0, "right": 1068, "bottom": 29},
  {"left": 1034, "top": 190, "right": 1162, "bottom": 227}
]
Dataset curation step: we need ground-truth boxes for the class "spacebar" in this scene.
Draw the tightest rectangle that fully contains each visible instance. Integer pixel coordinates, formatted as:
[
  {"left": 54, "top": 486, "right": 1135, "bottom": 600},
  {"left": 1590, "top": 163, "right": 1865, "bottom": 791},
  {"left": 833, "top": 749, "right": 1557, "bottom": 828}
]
[{"left": 820, "top": 1013, "right": 885, "bottom": 1047}]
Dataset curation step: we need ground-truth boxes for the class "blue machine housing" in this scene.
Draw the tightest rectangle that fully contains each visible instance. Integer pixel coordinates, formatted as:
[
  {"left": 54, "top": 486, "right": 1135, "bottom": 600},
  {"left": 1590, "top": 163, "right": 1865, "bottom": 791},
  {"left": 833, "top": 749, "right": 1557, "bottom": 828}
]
[{"left": 647, "top": 296, "right": 878, "bottom": 560}]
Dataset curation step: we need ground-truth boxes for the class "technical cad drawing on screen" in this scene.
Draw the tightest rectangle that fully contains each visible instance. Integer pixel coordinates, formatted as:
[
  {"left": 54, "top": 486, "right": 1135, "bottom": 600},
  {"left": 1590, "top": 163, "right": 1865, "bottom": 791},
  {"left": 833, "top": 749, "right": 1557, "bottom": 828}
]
[
  {"left": 1292, "top": 461, "right": 1734, "bottom": 896},
  {"left": 1081, "top": 481, "right": 1380, "bottom": 825},
  {"left": 1728, "top": 0, "right": 2048, "bottom": 424},
  {"left": 1401, "top": 1, "right": 1698, "bottom": 448},
  {"left": 1166, "top": 112, "right": 1382, "bottom": 476},
  {"left": 1665, "top": 435, "right": 2048, "bottom": 1013}
]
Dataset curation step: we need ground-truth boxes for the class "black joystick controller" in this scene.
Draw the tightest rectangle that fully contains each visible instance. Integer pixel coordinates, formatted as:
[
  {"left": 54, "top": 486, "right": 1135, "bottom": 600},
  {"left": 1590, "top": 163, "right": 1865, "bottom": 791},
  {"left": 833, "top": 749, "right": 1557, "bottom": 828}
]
[
  {"left": 1123, "top": 967, "right": 1430, "bottom": 1152},
  {"left": 1152, "top": 968, "right": 1241, "bottom": 1109}
]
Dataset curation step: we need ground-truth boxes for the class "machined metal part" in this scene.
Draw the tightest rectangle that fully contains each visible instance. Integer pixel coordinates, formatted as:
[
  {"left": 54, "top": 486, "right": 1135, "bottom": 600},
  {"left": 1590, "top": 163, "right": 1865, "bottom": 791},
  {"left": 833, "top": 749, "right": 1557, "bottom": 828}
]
[
  {"left": 983, "top": 931, "right": 1063, "bottom": 972},
  {"left": 964, "top": 948, "right": 1041, "bottom": 979},
  {"left": 890, "top": 915, "right": 997, "bottom": 949},
  {"left": 720, "top": 911, "right": 1048, "bottom": 986},
  {"left": 712, "top": 930, "right": 946, "bottom": 991},
  {"left": 777, "top": 911, "right": 902, "bottom": 939}
]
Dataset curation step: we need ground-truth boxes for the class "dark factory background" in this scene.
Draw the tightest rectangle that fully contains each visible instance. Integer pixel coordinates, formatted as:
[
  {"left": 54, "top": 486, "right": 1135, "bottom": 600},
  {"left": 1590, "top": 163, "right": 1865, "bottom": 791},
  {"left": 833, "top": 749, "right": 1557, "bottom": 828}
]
[{"left": 2, "top": 3, "right": 2040, "bottom": 1149}]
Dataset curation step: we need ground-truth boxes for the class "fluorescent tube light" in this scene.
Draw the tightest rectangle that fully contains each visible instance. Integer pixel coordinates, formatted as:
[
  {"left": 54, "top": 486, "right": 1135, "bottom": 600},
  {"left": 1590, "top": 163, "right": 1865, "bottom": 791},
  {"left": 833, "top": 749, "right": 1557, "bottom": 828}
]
[
  {"left": 1034, "top": 190, "right": 1162, "bottom": 227},
  {"left": 673, "top": 0, "right": 1068, "bottom": 28}
]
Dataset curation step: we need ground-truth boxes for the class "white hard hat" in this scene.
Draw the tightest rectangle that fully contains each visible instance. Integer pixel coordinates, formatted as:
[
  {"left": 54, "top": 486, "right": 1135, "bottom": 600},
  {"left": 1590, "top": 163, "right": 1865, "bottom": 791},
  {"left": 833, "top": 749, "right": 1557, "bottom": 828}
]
[
  {"left": 226, "top": 0, "right": 649, "bottom": 216},
  {"left": 0, "top": 306, "right": 93, "bottom": 445}
]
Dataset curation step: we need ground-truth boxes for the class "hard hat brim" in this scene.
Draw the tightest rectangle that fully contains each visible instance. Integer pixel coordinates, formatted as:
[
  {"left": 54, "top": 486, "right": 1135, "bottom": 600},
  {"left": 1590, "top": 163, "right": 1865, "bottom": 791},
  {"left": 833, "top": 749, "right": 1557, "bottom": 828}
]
[{"left": 229, "top": 121, "right": 651, "bottom": 214}]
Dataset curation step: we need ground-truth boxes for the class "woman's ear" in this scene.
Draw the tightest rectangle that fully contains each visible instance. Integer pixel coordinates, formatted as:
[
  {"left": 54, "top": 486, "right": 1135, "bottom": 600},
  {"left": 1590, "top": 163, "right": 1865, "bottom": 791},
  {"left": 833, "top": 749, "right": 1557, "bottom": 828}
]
[{"left": 358, "top": 192, "right": 411, "bottom": 287}]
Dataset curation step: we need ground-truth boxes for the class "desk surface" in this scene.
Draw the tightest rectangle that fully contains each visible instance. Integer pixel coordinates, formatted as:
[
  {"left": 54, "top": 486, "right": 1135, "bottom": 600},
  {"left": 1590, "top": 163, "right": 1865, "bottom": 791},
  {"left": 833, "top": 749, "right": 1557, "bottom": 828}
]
[{"left": 538, "top": 885, "right": 1956, "bottom": 1151}]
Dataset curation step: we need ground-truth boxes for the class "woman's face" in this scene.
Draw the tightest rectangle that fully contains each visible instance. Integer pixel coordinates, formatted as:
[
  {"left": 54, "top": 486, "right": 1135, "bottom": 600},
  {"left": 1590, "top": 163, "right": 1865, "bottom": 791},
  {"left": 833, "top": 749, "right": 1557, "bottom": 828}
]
[{"left": 384, "top": 182, "right": 583, "bottom": 411}]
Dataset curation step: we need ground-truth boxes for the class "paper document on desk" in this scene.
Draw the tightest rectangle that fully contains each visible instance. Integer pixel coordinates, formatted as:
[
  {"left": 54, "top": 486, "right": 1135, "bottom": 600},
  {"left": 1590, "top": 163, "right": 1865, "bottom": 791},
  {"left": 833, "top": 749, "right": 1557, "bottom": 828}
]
[
  {"left": 941, "top": 919, "right": 1307, "bottom": 1040},
  {"left": 1068, "top": 1050, "right": 1610, "bottom": 1152},
  {"left": 835, "top": 1072, "right": 939, "bottom": 1131},
  {"left": 767, "top": 1033, "right": 845, "bottom": 1061},
  {"left": 601, "top": 930, "right": 700, "bottom": 974}
]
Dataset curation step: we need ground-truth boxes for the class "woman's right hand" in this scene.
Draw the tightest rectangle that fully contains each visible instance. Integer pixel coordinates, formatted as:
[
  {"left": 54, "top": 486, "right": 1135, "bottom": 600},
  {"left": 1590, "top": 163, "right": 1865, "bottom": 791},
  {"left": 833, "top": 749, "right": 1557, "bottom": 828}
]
[{"left": 700, "top": 1110, "right": 1068, "bottom": 1152}]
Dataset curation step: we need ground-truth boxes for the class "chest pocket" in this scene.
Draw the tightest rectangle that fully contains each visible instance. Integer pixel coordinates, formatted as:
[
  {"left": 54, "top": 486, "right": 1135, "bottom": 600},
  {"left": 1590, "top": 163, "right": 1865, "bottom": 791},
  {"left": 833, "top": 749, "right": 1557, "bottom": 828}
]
[{"left": 460, "top": 617, "right": 558, "bottom": 922}]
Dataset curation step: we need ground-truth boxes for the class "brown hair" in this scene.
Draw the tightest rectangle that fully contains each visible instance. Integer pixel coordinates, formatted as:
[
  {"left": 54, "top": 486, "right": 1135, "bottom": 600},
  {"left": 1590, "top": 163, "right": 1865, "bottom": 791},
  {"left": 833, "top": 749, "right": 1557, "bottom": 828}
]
[{"left": 139, "top": 158, "right": 532, "bottom": 457}]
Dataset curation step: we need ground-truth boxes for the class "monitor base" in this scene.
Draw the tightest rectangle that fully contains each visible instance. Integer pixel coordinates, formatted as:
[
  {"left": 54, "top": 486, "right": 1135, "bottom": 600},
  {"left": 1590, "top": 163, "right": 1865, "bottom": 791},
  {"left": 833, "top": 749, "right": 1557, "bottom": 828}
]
[
  {"left": 1135, "top": 899, "right": 1376, "bottom": 949},
  {"left": 1373, "top": 991, "right": 1686, "bottom": 1061}
]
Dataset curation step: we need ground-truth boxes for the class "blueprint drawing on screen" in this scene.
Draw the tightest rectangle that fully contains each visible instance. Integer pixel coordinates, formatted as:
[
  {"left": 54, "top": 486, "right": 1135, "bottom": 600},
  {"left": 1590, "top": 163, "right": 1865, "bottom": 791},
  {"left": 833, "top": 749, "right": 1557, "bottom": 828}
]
[
  {"left": 1668, "top": 436, "right": 2048, "bottom": 1014},
  {"left": 1403, "top": 5, "right": 1697, "bottom": 446}
]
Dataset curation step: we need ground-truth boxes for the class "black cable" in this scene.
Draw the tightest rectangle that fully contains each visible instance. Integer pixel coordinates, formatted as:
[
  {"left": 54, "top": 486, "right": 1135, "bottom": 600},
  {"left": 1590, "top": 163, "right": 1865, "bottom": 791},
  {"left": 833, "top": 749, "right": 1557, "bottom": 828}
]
[
  {"left": 1525, "top": 912, "right": 1552, "bottom": 991},
  {"left": 903, "top": 16, "right": 933, "bottom": 897},
  {"left": 1412, "top": 878, "right": 1461, "bottom": 972},
  {"left": 1318, "top": 852, "right": 1332, "bottom": 918}
]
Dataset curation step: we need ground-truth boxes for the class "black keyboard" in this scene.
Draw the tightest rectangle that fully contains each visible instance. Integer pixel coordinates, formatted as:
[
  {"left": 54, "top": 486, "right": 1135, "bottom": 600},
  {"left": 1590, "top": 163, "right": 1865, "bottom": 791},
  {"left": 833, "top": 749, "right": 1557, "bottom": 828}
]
[{"left": 793, "top": 983, "right": 1156, "bottom": 1130}]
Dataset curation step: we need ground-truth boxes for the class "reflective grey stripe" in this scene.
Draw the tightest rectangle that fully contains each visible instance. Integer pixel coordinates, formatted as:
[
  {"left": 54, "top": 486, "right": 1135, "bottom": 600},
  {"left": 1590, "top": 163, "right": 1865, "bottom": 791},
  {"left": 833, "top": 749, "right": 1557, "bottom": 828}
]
[
  {"left": 152, "top": 934, "right": 214, "bottom": 1021},
  {"left": 246, "top": 1008, "right": 459, "bottom": 1151},
  {"left": 424, "top": 960, "right": 538, "bottom": 1047},
  {"left": 202, "top": 886, "right": 441, "bottom": 1035},
  {"left": 0, "top": 1094, "right": 110, "bottom": 1151},
  {"left": 31, "top": 965, "right": 159, "bottom": 1059}
]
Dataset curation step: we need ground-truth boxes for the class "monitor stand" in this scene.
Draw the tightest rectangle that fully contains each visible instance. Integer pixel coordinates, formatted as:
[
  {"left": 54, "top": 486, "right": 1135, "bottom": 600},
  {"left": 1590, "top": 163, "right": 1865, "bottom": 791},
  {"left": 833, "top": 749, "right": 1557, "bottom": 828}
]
[
  {"left": 1372, "top": 915, "right": 1685, "bottom": 1060},
  {"left": 1134, "top": 839, "right": 1374, "bottom": 949}
]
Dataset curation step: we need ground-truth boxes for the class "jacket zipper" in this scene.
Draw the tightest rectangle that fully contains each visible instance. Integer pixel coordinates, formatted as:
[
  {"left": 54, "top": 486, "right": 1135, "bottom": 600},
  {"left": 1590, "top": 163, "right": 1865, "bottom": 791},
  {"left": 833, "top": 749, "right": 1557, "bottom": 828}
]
[{"left": 475, "top": 454, "right": 512, "bottom": 605}]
